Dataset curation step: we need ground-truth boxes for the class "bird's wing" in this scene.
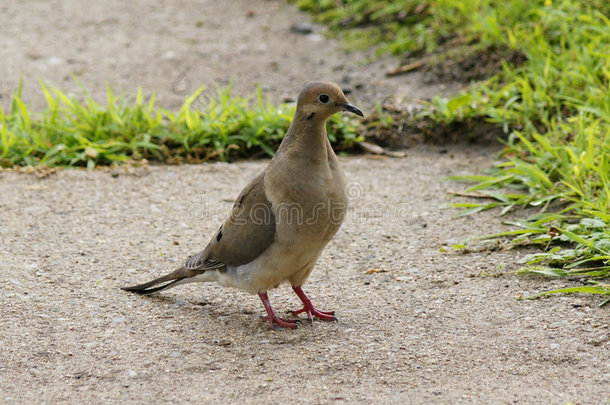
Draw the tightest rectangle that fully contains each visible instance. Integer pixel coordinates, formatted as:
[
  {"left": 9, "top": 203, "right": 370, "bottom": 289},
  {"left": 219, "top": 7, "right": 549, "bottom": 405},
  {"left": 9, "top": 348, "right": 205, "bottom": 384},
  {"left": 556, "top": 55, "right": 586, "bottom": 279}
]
[{"left": 185, "top": 171, "right": 276, "bottom": 270}]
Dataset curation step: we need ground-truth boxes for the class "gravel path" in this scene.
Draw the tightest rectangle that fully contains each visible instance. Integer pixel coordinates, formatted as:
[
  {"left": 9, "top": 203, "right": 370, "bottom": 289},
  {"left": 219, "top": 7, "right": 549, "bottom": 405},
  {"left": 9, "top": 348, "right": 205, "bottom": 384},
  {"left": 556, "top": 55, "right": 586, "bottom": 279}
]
[
  {"left": 1, "top": 0, "right": 608, "bottom": 403},
  {"left": 2, "top": 150, "right": 608, "bottom": 403}
]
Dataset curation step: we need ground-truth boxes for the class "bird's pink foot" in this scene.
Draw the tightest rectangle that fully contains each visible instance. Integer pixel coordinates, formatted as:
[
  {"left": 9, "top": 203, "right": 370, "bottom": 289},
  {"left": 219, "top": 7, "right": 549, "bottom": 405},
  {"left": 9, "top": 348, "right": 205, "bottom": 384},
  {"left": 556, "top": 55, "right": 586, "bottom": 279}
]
[
  {"left": 291, "top": 286, "right": 337, "bottom": 322},
  {"left": 258, "top": 292, "right": 298, "bottom": 329},
  {"left": 291, "top": 306, "right": 336, "bottom": 321},
  {"left": 261, "top": 314, "right": 298, "bottom": 329}
]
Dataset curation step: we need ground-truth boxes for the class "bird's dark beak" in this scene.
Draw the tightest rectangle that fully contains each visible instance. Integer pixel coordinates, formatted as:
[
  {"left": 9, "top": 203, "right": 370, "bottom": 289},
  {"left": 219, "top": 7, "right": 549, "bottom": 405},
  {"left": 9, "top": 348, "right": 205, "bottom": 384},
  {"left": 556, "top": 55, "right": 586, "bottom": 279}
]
[{"left": 340, "top": 103, "right": 364, "bottom": 117}]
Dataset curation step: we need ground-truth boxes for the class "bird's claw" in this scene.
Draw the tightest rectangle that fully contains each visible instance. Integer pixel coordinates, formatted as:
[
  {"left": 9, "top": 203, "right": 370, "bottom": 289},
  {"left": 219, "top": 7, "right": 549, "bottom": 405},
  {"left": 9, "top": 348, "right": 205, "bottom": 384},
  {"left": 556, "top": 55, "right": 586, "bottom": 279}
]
[
  {"left": 290, "top": 286, "right": 337, "bottom": 322},
  {"left": 290, "top": 307, "right": 337, "bottom": 322},
  {"left": 261, "top": 314, "right": 300, "bottom": 329}
]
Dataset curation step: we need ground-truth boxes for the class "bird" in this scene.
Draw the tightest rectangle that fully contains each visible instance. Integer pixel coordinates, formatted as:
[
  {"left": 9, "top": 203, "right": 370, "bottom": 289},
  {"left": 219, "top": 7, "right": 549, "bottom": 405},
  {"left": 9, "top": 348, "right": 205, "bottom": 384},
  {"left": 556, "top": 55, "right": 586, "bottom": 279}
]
[{"left": 122, "top": 81, "right": 363, "bottom": 329}]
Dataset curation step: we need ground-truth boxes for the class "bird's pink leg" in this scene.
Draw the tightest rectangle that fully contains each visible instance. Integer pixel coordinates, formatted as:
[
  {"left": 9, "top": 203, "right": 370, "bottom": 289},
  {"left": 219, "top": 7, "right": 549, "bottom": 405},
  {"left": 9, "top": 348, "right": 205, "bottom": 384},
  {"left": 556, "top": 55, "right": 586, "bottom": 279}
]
[
  {"left": 291, "top": 286, "right": 336, "bottom": 322},
  {"left": 258, "top": 292, "right": 298, "bottom": 329}
]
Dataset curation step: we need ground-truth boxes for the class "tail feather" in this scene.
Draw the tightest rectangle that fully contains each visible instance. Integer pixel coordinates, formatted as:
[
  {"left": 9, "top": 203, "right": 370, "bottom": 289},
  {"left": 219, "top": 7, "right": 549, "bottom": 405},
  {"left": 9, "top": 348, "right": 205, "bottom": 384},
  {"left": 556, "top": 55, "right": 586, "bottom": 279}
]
[{"left": 121, "top": 267, "right": 190, "bottom": 295}]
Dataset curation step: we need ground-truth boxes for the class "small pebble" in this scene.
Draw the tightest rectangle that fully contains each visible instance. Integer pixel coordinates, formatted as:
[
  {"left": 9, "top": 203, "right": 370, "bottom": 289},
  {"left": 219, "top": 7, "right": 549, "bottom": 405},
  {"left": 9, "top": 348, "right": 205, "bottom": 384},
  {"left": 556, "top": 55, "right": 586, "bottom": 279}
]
[{"left": 290, "top": 22, "right": 313, "bottom": 34}]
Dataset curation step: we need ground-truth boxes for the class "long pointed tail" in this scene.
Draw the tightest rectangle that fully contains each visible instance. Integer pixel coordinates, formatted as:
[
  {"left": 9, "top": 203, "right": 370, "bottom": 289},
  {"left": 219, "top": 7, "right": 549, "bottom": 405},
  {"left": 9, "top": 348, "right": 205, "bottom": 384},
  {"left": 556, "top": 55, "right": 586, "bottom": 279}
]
[{"left": 121, "top": 267, "right": 190, "bottom": 295}]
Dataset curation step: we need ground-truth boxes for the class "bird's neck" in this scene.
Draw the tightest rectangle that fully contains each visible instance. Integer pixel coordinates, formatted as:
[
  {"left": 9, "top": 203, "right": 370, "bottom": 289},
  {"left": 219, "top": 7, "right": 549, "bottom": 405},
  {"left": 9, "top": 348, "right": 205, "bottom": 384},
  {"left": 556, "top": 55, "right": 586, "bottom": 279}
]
[{"left": 276, "top": 112, "right": 330, "bottom": 162}]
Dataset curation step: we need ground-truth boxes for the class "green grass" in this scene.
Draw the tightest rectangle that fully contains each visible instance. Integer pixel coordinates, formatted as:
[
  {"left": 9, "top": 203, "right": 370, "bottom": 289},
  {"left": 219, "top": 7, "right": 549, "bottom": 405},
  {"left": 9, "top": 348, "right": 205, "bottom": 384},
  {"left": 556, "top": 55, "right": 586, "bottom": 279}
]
[
  {"left": 431, "top": 0, "right": 610, "bottom": 304},
  {"left": 296, "top": 0, "right": 610, "bottom": 303},
  {"left": 0, "top": 81, "right": 362, "bottom": 168},
  {"left": 294, "top": 0, "right": 546, "bottom": 56}
]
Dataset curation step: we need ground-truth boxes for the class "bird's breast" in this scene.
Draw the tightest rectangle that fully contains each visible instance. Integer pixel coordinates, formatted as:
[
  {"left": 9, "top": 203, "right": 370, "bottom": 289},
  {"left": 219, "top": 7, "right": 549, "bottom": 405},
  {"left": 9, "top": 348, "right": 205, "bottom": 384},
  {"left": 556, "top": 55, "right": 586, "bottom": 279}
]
[{"left": 270, "top": 173, "right": 346, "bottom": 237}]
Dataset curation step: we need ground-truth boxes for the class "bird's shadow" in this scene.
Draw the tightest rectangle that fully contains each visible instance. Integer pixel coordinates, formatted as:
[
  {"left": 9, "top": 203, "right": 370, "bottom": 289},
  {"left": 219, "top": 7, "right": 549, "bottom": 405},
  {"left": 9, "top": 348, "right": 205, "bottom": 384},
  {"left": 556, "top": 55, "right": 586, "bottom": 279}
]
[{"left": 121, "top": 289, "right": 339, "bottom": 340}]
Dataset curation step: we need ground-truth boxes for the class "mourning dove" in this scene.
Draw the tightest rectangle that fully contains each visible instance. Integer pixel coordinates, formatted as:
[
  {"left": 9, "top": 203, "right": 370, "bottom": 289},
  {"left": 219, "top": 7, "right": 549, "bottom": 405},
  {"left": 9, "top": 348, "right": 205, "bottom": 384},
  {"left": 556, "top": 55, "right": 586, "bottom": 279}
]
[{"left": 122, "top": 81, "right": 363, "bottom": 329}]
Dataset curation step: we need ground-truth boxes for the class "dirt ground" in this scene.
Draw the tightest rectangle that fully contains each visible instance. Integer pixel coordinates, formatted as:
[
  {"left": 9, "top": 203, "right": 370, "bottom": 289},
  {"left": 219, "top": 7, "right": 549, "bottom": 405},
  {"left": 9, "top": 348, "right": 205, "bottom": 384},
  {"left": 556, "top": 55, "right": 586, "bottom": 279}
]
[{"left": 1, "top": 0, "right": 608, "bottom": 404}]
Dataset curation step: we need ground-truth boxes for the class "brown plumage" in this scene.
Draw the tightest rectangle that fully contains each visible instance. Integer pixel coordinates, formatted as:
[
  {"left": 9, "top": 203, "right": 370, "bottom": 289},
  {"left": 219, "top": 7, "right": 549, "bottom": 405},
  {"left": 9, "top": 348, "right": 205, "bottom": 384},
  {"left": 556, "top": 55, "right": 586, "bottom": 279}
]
[{"left": 122, "top": 81, "right": 363, "bottom": 329}]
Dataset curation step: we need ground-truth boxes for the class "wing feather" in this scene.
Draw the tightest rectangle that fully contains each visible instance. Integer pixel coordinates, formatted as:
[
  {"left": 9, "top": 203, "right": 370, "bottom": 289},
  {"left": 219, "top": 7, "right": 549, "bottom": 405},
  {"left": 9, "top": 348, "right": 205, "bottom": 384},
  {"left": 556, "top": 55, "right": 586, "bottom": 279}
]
[{"left": 185, "top": 172, "right": 275, "bottom": 270}]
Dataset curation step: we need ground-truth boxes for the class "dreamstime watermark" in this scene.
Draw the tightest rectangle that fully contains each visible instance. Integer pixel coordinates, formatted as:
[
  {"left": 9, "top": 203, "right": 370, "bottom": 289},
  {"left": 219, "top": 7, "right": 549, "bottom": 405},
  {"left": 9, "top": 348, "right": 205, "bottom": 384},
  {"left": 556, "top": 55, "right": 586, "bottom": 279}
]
[
  {"left": 186, "top": 182, "right": 418, "bottom": 226},
  {"left": 170, "top": 66, "right": 218, "bottom": 107},
  {"left": 171, "top": 67, "right": 193, "bottom": 96}
]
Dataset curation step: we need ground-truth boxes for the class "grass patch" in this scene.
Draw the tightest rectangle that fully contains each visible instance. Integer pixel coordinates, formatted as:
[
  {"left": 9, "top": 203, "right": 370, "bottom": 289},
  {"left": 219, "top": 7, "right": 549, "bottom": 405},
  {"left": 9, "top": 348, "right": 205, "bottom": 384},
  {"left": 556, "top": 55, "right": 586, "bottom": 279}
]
[
  {"left": 430, "top": 0, "right": 610, "bottom": 302},
  {"left": 294, "top": 0, "right": 539, "bottom": 63},
  {"left": 0, "top": 81, "right": 362, "bottom": 168},
  {"left": 297, "top": 0, "right": 610, "bottom": 301},
  {"left": 294, "top": 0, "right": 469, "bottom": 55}
]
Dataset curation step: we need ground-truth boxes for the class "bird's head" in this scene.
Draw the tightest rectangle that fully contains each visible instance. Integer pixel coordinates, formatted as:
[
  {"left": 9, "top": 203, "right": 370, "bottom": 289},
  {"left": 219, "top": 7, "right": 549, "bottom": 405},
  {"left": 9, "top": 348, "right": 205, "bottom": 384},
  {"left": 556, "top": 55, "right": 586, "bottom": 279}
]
[{"left": 296, "top": 81, "right": 363, "bottom": 121}]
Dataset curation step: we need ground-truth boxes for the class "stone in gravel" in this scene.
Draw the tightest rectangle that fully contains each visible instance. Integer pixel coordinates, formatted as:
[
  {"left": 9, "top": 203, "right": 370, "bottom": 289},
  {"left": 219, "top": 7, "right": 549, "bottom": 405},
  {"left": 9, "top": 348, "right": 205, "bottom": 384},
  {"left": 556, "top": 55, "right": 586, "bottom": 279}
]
[
  {"left": 306, "top": 34, "right": 324, "bottom": 42},
  {"left": 172, "top": 299, "right": 190, "bottom": 307},
  {"left": 290, "top": 22, "right": 313, "bottom": 34}
]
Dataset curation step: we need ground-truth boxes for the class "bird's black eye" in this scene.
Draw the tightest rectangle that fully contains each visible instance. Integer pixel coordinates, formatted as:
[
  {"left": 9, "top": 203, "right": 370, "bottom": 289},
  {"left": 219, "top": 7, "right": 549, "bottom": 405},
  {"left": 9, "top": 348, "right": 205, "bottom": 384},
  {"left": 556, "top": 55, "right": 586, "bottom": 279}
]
[{"left": 318, "top": 93, "right": 331, "bottom": 104}]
